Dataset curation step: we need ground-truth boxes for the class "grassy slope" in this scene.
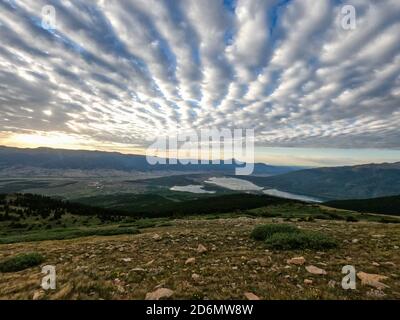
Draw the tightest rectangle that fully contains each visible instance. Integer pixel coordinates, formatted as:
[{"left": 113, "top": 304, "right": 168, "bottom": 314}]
[
  {"left": 1, "top": 193, "right": 399, "bottom": 244},
  {"left": 1, "top": 218, "right": 399, "bottom": 300},
  {"left": 325, "top": 195, "right": 400, "bottom": 216}
]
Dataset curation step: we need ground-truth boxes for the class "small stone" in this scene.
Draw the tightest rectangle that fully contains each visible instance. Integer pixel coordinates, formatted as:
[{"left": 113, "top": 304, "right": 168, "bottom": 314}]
[
  {"left": 197, "top": 244, "right": 207, "bottom": 254},
  {"left": 131, "top": 268, "right": 145, "bottom": 272},
  {"left": 51, "top": 284, "right": 73, "bottom": 300},
  {"left": 328, "top": 280, "right": 336, "bottom": 288},
  {"left": 352, "top": 239, "right": 359, "bottom": 243},
  {"left": 306, "top": 265, "right": 327, "bottom": 275},
  {"left": 122, "top": 258, "right": 132, "bottom": 262},
  {"left": 145, "top": 288, "right": 174, "bottom": 300},
  {"left": 247, "top": 258, "right": 259, "bottom": 265},
  {"left": 382, "top": 262, "right": 396, "bottom": 267},
  {"left": 366, "top": 289, "right": 386, "bottom": 298},
  {"left": 145, "top": 259, "right": 155, "bottom": 266},
  {"left": 152, "top": 234, "right": 162, "bottom": 241},
  {"left": 244, "top": 292, "right": 260, "bottom": 300},
  {"left": 185, "top": 257, "right": 196, "bottom": 265},
  {"left": 394, "top": 246, "right": 399, "bottom": 249},
  {"left": 259, "top": 258, "right": 270, "bottom": 267},
  {"left": 372, "top": 262, "right": 380, "bottom": 267},
  {"left": 192, "top": 273, "right": 200, "bottom": 281},
  {"left": 304, "top": 279, "right": 313, "bottom": 285},
  {"left": 286, "top": 257, "right": 306, "bottom": 265},
  {"left": 33, "top": 290, "right": 45, "bottom": 300}
]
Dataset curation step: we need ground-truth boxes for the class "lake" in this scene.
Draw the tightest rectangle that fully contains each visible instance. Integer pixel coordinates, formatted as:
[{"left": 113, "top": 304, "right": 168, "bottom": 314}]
[
  {"left": 170, "top": 185, "right": 215, "bottom": 194},
  {"left": 205, "top": 177, "right": 264, "bottom": 191},
  {"left": 263, "top": 189, "right": 322, "bottom": 203}
]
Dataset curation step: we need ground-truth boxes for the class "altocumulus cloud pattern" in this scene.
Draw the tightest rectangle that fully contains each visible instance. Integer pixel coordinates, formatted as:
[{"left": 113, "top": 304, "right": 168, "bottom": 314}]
[{"left": 0, "top": 0, "right": 400, "bottom": 150}]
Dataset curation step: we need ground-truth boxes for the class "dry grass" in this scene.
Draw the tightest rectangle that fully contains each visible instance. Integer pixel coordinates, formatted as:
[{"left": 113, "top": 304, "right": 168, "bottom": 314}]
[{"left": 0, "top": 217, "right": 399, "bottom": 300}]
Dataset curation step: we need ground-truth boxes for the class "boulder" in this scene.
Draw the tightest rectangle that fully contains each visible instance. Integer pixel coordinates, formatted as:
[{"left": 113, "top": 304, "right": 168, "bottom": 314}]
[
  {"left": 244, "top": 292, "right": 261, "bottom": 300},
  {"left": 145, "top": 288, "right": 174, "bottom": 300},
  {"left": 286, "top": 257, "right": 306, "bottom": 265},
  {"left": 306, "top": 265, "right": 327, "bottom": 275},
  {"left": 197, "top": 244, "right": 207, "bottom": 254},
  {"left": 357, "top": 272, "right": 389, "bottom": 290}
]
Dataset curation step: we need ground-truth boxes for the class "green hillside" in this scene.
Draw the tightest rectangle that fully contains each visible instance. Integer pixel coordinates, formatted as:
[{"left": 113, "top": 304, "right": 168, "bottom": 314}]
[{"left": 325, "top": 195, "right": 400, "bottom": 216}]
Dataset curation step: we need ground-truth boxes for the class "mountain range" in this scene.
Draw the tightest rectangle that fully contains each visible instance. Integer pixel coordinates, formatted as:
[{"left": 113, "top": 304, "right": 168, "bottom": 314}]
[
  {"left": 241, "top": 162, "right": 400, "bottom": 200},
  {"left": 0, "top": 146, "right": 399, "bottom": 201},
  {"left": 0, "top": 146, "right": 299, "bottom": 176}
]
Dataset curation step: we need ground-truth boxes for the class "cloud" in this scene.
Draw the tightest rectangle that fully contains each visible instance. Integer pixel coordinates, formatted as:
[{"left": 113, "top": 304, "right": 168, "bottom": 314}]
[{"left": 0, "top": 0, "right": 399, "bottom": 151}]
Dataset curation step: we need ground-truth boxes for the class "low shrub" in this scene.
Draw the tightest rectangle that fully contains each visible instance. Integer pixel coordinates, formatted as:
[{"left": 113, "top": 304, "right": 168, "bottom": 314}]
[
  {"left": 264, "top": 231, "right": 338, "bottom": 250},
  {"left": 250, "top": 224, "right": 299, "bottom": 241},
  {"left": 0, "top": 252, "right": 44, "bottom": 273},
  {"left": 346, "top": 216, "right": 359, "bottom": 222},
  {"left": 379, "top": 217, "right": 400, "bottom": 224}
]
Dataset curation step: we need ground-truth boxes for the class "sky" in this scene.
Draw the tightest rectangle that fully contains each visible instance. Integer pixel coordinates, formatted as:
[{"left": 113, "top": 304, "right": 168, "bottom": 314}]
[{"left": 0, "top": 0, "right": 400, "bottom": 166}]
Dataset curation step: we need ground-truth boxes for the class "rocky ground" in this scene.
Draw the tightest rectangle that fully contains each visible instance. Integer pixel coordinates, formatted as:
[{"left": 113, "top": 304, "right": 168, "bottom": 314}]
[{"left": 0, "top": 217, "right": 399, "bottom": 300}]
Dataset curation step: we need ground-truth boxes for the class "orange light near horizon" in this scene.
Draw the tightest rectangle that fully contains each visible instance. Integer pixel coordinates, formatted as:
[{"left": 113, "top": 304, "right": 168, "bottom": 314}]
[
  {"left": 9, "top": 132, "right": 81, "bottom": 149},
  {"left": 0, "top": 131, "right": 145, "bottom": 155}
]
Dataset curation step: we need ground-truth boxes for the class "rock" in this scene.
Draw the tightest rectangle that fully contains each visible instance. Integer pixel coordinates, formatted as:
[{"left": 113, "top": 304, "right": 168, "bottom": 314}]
[
  {"left": 328, "top": 280, "right": 336, "bottom": 288},
  {"left": 145, "top": 288, "right": 174, "bottom": 300},
  {"left": 287, "top": 257, "right": 306, "bottom": 265},
  {"left": 197, "top": 244, "right": 207, "bottom": 254},
  {"left": 382, "top": 262, "right": 396, "bottom": 267},
  {"left": 51, "top": 284, "right": 73, "bottom": 300},
  {"left": 244, "top": 292, "right": 260, "bottom": 300},
  {"left": 304, "top": 279, "right": 313, "bottom": 285},
  {"left": 185, "top": 257, "right": 196, "bottom": 265},
  {"left": 306, "top": 265, "right": 327, "bottom": 275},
  {"left": 352, "top": 239, "right": 359, "bottom": 243},
  {"left": 357, "top": 272, "right": 389, "bottom": 290},
  {"left": 394, "top": 246, "right": 399, "bottom": 249},
  {"left": 372, "top": 262, "right": 380, "bottom": 267},
  {"left": 33, "top": 290, "right": 45, "bottom": 300},
  {"left": 192, "top": 273, "right": 200, "bottom": 281},
  {"left": 247, "top": 258, "right": 258, "bottom": 265},
  {"left": 152, "top": 234, "right": 162, "bottom": 241},
  {"left": 122, "top": 258, "right": 132, "bottom": 262},
  {"left": 366, "top": 289, "right": 386, "bottom": 298},
  {"left": 259, "top": 258, "right": 270, "bottom": 267},
  {"left": 145, "top": 259, "right": 155, "bottom": 266}
]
